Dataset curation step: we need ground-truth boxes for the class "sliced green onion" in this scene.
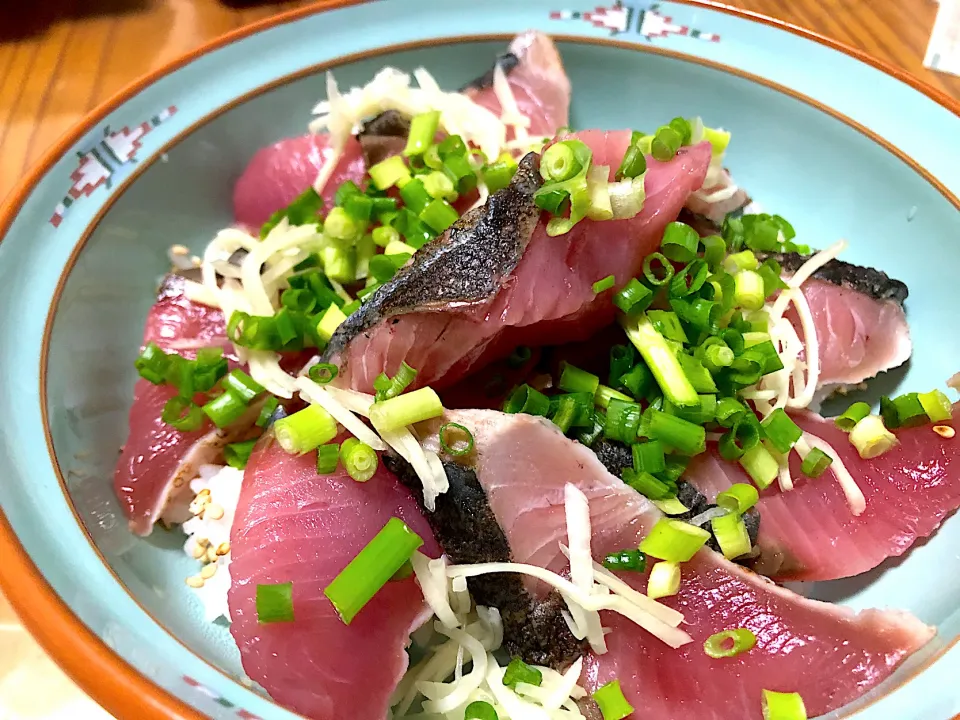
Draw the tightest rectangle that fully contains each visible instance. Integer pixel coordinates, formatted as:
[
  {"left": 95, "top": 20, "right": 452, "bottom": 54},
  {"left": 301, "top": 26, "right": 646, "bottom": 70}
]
[
  {"left": 703, "top": 628, "right": 757, "bottom": 659},
  {"left": 593, "top": 274, "right": 616, "bottom": 293},
  {"left": 403, "top": 110, "right": 440, "bottom": 157},
  {"left": 609, "top": 345, "right": 637, "bottom": 387},
  {"left": 374, "top": 361, "right": 418, "bottom": 402},
  {"left": 344, "top": 194, "right": 373, "bottom": 223},
  {"left": 892, "top": 392, "right": 927, "bottom": 427},
  {"left": 324, "top": 207, "right": 361, "bottom": 243},
  {"left": 716, "top": 483, "right": 759, "bottom": 514},
  {"left": 719, "top": 414, "right": 762, "bottom": 461},
  {"left": 274, "top": 405, "right": 338, "bottom": 454},
  {"left": 592, "top": 679, "right": 634, "bottom": 720},
  {"left": 420, "top": 198, "right": 459, "bottom": 233},
  {"left": 800, "top": 447, "right": 833, "bottom": 478},
  {"left": 762, "top": 690, "right": 807, "bottom": 720},
  {"left": 723, "top": 249, "right": 759, "bottom": 273},
  {"left": 316, "top": 443, "right": 340, "bottom": 474},
  {"left": 323, "top": 517, "right": 424, "bottom": 624},
  {"left": 739, "top": 443, "right": 779, "bottom": 489},
  {"left": 577, "top": 411, "right": 607, "bottom": 448},
  {"left": 701, "top": 235, "right": 726, "bottom": 270},
  {"left": 703, "top": 342, "right": 735, "bottom": 372},
  {"left": 642, "top": 252, "right": 675, "bottom": 287},
  {"left": 677, "top": 355, "right": 718, "bottom": 394},
  {"left": 623, "top": 468, "right": 674, "bottom": 500},
  {"left": 281, "top": 287, "right": 318, "bottom": 314},
  {"left": 369, "top": 154, "right": 411, "bottom": 190},
  {"left": 879, "top": 395, "right": 900, "bottom": 430},
  {"left": 602, "top": 549, "right": 647, "bottom": 572},
  {"left": 711, "top": 512, "right": 752, "bottom": 559},
  {"left": 372, "top": 225, "right": 400, "bottom": 248},
  {"left": 849, "top": 414, "right": 897, "bottom": 459},
  {"left": 761, "top": 409, "right": 802, "bottom": 454},
  {"left": 919, "top": 389, "right": 953, "bottom": 423},
  {"left": 663, "top": 394, "right": 716, "bottom": 426},
  {"left": 260, "top": 186, "right": 323, "bottom": 238},
  {"left": 613, "top": 277, "right": 654, "bottom": 316},
  {"left": 162, "top": 396, "right": 205, "bottom": 431},
  {"left": 368, "top": 385, "right": 443, "bottom": 431},
  {"left": 308, "top": 362, "right": 339, "bottom": 385},
  {"left": 669, "top": 261, "right": 710, "bottom": 300},
  {"left": 640, "top": 518, "right": 710, "bottom": 562},
  {"left": 439, "top": 422, "right": 475, "bottom": 456},
  {"left": 620, "top": 362, "right": 654, "bottom": 400},
  {"left": 202, "top": 390, "right": 248, "bottom": 429},
  {"left": 595, "top": 384, "right": 632, "bottom": 409},
  {"left": 541, "top": 141, "right": 584, "bottom": 183},
  {"left": 222, "top": 369, "right": 264, "bottom": 404},
  {"left": 621, "top": 313, "right": 699, "bottom": 408},
  {"left": 502, "top": 656, "right": 543, "bottom": 689},
  {"left": 256, "top": 582, "right": 294, "bottom": 623},
  {"left": 715, "top": 398, "right": 747, "bottom": 428},
  {"left": 224, "top": 439, "right": 257, "bottom": 470},
  {"left": 465, "top": 700, "right": 499, "bottom": 720},
  {"left": 506, "top": 346, "right": 532, "bottom": 368},
  {"left": 646, "top": 560, "right": 681, "bottom": 599},
  {"left": 748, "top": 339, "right": 785, "bottom": 375},
  {"left": 653, "top": 497, "right": 690, "bottom": 515},
  {"left": 615, "top": 141, "right": 647, "bottom": 182},
  {"left": 503, "top": 384, "right": 551, "bottom": 416},
  {"left": 660, "top": 221, "right": 699, "bottom": 263},
  {"left": 551, "top": 393, "right": 595, "bottom": 434},
  {"left": 317, "top": 303, "right": 348, "bottom": 342},
  {"left": 632, "top": 440, "right": 666, "bottom": 474},
  {"left": 651, "top": 125, "right": 682, "bottom": 162},
  {"left": 134, "top": 342, "right": 170, "bottom": 384},
  {"left": 340, "top": 438, "right": 379, "bottom": 482},
  {"left": 645, "top": 409, "right": 706, "bottom": 456},
  {"left": 559, "top": 362, "right": 600, "bottom": 395},
  {"left": 646, "top": 310, "right": 688, "bottom": 344},
  {"left": 733, "top": 269, "right": 765, "bottom": 311},
  {"left": 757, "top": 259, "right": 787, "bottom": 296},
  {"left": 482, "top": 154, "right": 518, "bottom": 193},
  {"left": 255, "top": 397, "right": 280, "bottom": 428},
  {"left": 605, "top": 399, "right": 642, "bottom": 444},
  {"left": 660, "top": 455, "right": 689, "bottom": 484}
]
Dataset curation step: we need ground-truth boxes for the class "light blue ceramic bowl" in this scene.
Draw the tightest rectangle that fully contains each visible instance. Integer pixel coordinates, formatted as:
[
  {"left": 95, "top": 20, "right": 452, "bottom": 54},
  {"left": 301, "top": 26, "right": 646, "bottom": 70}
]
[{"left": 1, "top": 1, "right": 958, "bottom": 718}]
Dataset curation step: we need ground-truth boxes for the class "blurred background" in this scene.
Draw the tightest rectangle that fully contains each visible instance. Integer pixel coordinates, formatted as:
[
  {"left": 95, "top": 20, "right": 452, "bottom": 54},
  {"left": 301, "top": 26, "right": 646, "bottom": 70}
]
[{"left": 0, "top": 0, "right": 956, "bottom": 717}]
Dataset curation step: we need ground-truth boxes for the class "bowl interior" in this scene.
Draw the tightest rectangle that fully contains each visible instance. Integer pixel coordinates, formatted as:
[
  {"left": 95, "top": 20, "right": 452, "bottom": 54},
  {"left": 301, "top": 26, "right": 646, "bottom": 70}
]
[{"left": 43, "top": 37, "right": 960, "bottom": 700}]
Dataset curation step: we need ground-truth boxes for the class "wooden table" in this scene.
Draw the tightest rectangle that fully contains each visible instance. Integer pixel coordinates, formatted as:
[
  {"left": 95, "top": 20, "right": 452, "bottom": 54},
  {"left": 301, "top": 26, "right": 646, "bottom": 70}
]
[{"left": 0, "top": 0, "right": 955, "bottom": 717}]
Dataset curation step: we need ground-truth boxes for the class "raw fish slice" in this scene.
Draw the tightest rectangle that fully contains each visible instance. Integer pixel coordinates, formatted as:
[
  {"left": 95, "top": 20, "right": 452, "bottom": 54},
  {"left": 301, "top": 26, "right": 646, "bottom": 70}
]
[
  {"left": 229, "top": 436, "right": 439, "bottom": 720},
  {"left": 324, "top": 134, "right": 711, "bottom": 391},
  {"left": 404, "top": 410, "right": 933, "bottom": 720},
  {"left": 462, "top": 30, "right": 571, "bottom": 138},
  {"left": 774, "top": 253, "right": 911, "bottom": 393},
  {"left": 686, "top": 408, "right": 960, "bottom": 581},
  {"left": 114, "top": 275, "right": 246, "bottom": 536},
  {"left": 233, "top": 134, "right": 366, "bottom": 228}
]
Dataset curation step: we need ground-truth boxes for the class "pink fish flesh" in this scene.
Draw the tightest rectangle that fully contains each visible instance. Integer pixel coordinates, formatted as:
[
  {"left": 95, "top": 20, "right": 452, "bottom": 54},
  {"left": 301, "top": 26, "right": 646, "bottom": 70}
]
[
  {"left": 228, "top": 436, "right": 439, "bottom": 720},
  {"left": 114, "top": 275, "right": 247, "bottom": 536},
  {"left": 782, "top": 262, "right": 911, "bottom": 393},
  {"left": 462, "top": 30, "right": 571, "bottom": 138},
  {"left": 324, "top": 134, "right": 711, "bottom": 392},
  {"left": 685, "top": 408, "right": 960, "bottom": 581},
  {"left": 232, "top": 134, "right": 366, "bottom": 228},
  {"left": 407, "top": 410, "right": 933, "bottom": 719}
]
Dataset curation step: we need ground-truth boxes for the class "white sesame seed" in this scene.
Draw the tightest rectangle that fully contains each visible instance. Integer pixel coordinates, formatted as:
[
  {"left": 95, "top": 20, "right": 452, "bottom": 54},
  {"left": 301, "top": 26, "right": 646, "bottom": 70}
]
[
  {"left": 206, "top": 547, "right": 219, "bottom": 563},
  {"left": 205, "top": 503, "right": 225, "bottom": 521},
  {"left": 186, "top": 576, "right": 205, "bottom": 588},
  {"left": 200, "top": 563, "right": 218, "bottom": 580},
  {"left": 934, "top": 425, "right": 955, "bottom": 439},
  {"left": 216, "top": 542, "right": 231, "bottom": 556},
  {"left": 191, "top": 544, "right": 205, "bottom": 560}
]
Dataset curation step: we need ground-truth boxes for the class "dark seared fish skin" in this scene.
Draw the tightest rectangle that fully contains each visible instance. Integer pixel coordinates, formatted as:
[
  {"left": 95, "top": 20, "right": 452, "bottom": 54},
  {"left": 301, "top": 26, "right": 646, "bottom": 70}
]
[
  {"left": 592, "top": 439, "right": 633, "bottom": 479},
  {"left": 158, "top": 270, "right": 203, "bottom": 299},
  {"left": 383, "top": 453, "right": 583, "bottom": 668},
  {"left": 591, "top": 443, "right": 762, "bottom": 557},
  {"left": 322, "top": 153, "right": 542, "bottom": 363},
  {"left": 356, "top": 110, "right": 411, "bottom": 167},
  {"left": 458, "top": 52, "right": 521, "bottom": 93},
  {"left": 760, "top": 251, "right": 909, "bottom": 305}
]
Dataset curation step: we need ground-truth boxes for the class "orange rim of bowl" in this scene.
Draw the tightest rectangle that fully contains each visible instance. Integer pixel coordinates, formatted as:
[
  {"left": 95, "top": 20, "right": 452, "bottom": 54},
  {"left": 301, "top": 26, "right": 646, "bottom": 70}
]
[{"left": 0, "top": 0, "right": 958, "bottom": 717}]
